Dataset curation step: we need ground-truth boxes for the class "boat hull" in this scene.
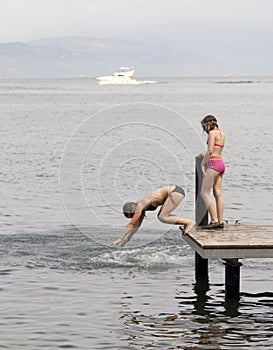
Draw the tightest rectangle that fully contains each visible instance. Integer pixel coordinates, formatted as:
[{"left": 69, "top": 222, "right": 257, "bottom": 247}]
[{"left": 96, "top": 78, "right": 157, "bottom": 85}]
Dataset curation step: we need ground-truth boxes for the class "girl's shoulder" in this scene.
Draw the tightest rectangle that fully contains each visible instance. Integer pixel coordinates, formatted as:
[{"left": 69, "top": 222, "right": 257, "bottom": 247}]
[
  {"left": 208, "top": 129, "right": 217, "bottom": 137},
  {"left": 209, "top": 129, "right": 224, "bottom": 136}
]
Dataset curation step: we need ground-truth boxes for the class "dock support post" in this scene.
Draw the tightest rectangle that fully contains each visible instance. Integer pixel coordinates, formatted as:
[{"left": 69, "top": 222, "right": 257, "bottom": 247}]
[
  {"left": 195, "top": 155, "right": 209, "bottom": 286},
  {"left": 224, "top": 259, "right": 242, "bottom": 301},
  {"left": 194, "top": 253, "right": 209, "bottom": 304},
  {"left": 195, "top": 252, "right": 208, "bottom": 282},
  {"left": 195, "top": 154, "right": 208, "bottom": 226}
]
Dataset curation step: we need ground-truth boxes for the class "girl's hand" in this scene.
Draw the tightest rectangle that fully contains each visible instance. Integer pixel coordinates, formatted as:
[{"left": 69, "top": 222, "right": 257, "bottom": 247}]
[
  {"left": 111, "top": 238, "right": 122, "bottom": 246},
  {"left": 201, "top": 162, "right": 206, "bottom": 175}
]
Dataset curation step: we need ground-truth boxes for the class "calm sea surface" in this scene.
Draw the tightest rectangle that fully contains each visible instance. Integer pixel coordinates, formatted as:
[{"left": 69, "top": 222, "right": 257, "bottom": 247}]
[{"left": 0, "top": 77, "right": 273, "bottom": 349}]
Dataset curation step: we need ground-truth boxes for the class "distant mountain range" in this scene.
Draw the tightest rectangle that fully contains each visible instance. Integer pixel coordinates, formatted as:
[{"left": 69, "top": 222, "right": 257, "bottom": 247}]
[
  {"left": 0, "top": 37, "right": 207, "bottom": 78},
  {"left": 0, "top": 35, "right": 272, "bottom": 78}
]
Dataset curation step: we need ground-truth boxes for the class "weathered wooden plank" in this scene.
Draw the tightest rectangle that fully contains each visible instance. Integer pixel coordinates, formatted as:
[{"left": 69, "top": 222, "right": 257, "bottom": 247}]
[{"left": 183, "top": 224, "right": 273, "bottom": 259}]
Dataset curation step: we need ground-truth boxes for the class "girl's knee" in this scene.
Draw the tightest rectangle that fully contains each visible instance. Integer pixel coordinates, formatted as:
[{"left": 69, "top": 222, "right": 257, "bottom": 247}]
[
  {"left": 157, "top": 213, "right": 167, "bottom": 223},
  {"left": 213, "top": 189, "right": 222, "bottom": 198},
  {"left": 201, "top": 189, "right": 209, "bottom": 201}
]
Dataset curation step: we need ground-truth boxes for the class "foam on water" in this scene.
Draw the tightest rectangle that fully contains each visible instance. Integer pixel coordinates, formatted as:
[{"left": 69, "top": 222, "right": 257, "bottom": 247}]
[
  {"left": 89, "top": 245, "right": 193, "bottom": 269},
  {"left": 0, "top": 227, "right": 192, "bottom": 271}
]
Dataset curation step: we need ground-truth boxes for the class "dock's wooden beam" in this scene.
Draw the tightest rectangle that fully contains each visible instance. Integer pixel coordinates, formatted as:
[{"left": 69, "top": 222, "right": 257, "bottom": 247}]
[{"left": 195, "top": 154, "right": 208, "bottom": 226}]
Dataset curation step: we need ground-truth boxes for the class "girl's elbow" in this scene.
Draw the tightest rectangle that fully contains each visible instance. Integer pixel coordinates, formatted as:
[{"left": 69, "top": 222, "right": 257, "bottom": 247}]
[{"left": 126, "top": 222, "right": 135, "bottom": 229}]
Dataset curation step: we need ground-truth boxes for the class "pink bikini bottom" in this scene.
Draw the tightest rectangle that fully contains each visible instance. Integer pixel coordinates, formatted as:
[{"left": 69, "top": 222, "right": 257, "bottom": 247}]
[{"left": 206, "top": 157, "right": 225, "bottom": 174}]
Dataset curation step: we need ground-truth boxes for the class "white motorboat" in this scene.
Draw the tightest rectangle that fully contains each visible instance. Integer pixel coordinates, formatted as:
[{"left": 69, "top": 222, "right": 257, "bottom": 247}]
[{"left": 96, "top": 67, "right": 156, "bottom": 85}]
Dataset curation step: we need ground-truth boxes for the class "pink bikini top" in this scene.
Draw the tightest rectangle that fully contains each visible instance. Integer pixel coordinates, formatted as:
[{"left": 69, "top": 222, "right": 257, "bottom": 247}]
[{"left": 214, "top": 142, "right": 224, "bottom": 148}]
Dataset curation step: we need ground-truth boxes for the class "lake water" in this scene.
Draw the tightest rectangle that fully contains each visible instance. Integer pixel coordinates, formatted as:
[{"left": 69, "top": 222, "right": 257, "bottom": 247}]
[{"left": 0, "top": 77, "right": 272, "bottom": 349}]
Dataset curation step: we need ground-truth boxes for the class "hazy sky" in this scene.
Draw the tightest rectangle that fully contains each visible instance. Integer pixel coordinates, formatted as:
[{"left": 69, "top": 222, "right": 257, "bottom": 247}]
[{"left": 1, "top": 0, "right": 273, "bottom": 42}]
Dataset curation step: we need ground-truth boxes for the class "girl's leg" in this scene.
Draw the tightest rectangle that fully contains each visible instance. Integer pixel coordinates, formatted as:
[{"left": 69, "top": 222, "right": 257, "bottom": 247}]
[
  {"left": 201, "top": 169, "right": 219, "bottom": 223},
  {"left": 158, "top": 193, "right": 191, "bottom": 226},
  {"left": 213, "top": 174, "right": 224, "bottom": 223}
]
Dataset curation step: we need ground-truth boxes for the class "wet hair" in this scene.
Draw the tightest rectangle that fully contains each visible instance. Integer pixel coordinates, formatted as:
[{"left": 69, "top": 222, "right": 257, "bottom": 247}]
[
  {"left": 123, "top": 202, "right": 137, "bottom": 218},
  {"left": 201, "top": 115, "right": 219, "bottom": 132}
]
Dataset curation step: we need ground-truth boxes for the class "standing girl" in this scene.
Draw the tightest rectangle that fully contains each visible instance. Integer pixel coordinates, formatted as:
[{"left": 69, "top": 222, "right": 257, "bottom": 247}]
[{"left": 200, "top": 115, "right": 225, "bottom": 229}]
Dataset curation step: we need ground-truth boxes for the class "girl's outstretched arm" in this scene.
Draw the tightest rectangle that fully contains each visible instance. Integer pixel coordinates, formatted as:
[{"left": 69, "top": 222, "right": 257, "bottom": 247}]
[{"left": 111, "top": 209, "right": 145, "bottom": 246}]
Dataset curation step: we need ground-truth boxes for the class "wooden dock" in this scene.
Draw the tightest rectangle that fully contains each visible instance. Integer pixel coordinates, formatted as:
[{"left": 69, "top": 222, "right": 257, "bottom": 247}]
[
  {"left": 184, "top": 224, "right": 273, "bottom": 259},
  {"left": 183, "top": 225, "right": 273, "bottom": 301}
]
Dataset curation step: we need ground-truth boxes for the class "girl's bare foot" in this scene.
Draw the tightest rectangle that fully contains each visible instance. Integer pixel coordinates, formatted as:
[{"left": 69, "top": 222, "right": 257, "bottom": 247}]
[{"left": 183, "top": 221, "right": 196, "bottom": 235}]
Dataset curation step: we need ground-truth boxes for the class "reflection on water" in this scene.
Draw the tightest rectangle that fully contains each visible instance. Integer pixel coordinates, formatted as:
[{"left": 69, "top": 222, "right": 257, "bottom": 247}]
[{"left": 119, "top": 280, "right": 273, "bottom": 349}]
